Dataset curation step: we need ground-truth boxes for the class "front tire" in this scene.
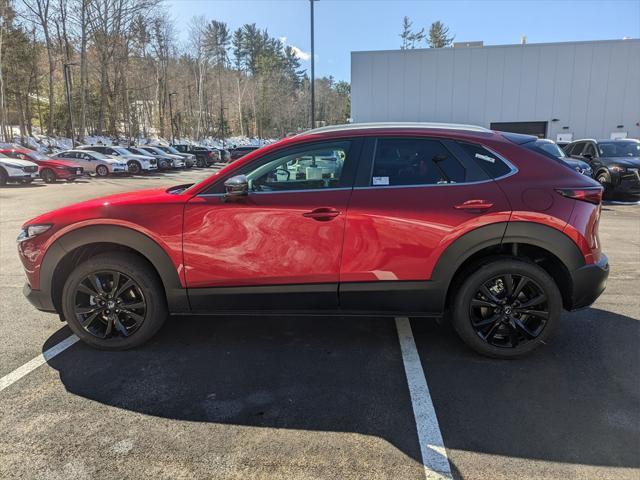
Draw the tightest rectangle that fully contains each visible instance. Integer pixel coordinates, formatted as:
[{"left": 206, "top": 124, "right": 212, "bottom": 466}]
[
  {"left": 61, "top": 252, "right": 167, "bottom": 350},
  {"left": 596, "top": 171, "right": 613, "bottom": 199},
  {"left": 128, "top": 161, "right": 142, "bottom": 175},
  {"left": 451, "top": 258, "right": 562, "bottom": 358},
  {"left": 96, "top": 165, "right": 109, "bottom": 177}
]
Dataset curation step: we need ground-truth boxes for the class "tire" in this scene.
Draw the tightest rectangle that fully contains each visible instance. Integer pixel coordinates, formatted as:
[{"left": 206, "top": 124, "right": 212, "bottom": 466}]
[
  {"left": 160, "top": 160, "right": 170, "bottom": 170},
  {"left": 41, "top": 168, "right": 57, "bottom": 183},
  {"left": 0, "top": 169, "right": 6, "bottom": 186},
  {"left": 128, "top": 161, "right": 142, "bottom": 175},
  {"left": 450, "top": 258, "right": 562, "bottom": 359},
  {"left": 596, "top": 171, "right": 613, "bottom": 199},
  {"left": 61, "top": 252, "right": 168, "bottom": 350},
  {"left": 96, "top": 165, "right": 109, "bottom": 177},
  {"left": 196, "top": 158, "right": 205, "bottom": 168}
]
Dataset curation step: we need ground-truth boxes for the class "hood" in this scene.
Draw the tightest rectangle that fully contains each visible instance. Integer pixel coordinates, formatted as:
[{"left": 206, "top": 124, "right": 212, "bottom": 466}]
[
  {"left": 24, "top": 186, "right": 188, "bottom": 228},
  {"left": 563, "top": 158, "right": 590, "bottom": 169},
  {"left": 0, "top": 157, "right": 38, "bottom": 168},
  {"left": 603, "top": 157, "right": 640, "bottom": 168},
  {"left": 125, "top": 153, "right": 155, "bottom": 161}
]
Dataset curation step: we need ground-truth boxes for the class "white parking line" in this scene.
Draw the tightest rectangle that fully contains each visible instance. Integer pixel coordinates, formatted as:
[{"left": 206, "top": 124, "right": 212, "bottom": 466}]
[
  {"left": 0, "top": 335, "right": 79, "bottom": 393},
  {"left": 395, "top": 317, "right": 452, "bottom": 480}
]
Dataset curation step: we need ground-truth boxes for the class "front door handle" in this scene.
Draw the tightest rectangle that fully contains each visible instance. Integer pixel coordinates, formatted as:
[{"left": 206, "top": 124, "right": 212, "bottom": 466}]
[
  {"left": 303, "top": 207, "right": 341, "bottom": 221},
  {"left": 454, "top": 199, "right": 494, "bottom": 211}
]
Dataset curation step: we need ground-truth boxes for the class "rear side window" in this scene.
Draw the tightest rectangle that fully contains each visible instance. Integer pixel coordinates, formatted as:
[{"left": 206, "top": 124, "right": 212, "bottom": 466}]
[
  {"left": 458, "top": 143, "right": 513, "bottom": 178},
  {"left": 371, "top": 138, "right": 483, "bottom": 186}
]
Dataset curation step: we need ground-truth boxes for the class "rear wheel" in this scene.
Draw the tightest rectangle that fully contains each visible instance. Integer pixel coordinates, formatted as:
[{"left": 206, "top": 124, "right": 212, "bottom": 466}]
[
  {"left": 61, "top": 252, "right": 167, "bottom": 350},
  {"left": 451, "top": 258, "right": 562, "bottom": 358},
  {"left": 96, "top": 165, "right": 109, "bottom": 177},
  {"left": 41, "top": 168, "right": 57, "bottom": 183},
  {"left": 196, "top": 158, "right": 205, "bottom": 168}
]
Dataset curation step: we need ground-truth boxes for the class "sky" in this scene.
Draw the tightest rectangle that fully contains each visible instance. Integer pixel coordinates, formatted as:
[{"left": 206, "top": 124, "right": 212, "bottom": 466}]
[{"left": 165, "top": 0, "right": 640, "bottom": 81}]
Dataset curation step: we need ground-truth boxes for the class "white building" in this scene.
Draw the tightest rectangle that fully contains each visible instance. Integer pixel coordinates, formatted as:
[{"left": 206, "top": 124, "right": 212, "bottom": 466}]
[{"left": 351, "top": 39, "right": 640, "bottom": 141}]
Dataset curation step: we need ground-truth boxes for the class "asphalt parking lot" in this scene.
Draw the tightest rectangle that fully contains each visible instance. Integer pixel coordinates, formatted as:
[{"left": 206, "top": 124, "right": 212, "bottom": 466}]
[{"left": 1, "top": 171, "right": 638, "bottom": 480}]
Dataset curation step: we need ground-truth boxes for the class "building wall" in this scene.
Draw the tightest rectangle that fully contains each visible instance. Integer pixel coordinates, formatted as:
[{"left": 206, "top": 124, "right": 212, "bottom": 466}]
[{"left": 351, "top": 39, "right": 640, "bottom": 140}]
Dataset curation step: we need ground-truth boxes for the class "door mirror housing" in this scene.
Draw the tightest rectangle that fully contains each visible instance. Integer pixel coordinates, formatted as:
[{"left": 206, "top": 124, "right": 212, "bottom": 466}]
[{"left": 224, "top": 175, "right": 249, "bottom": 197}]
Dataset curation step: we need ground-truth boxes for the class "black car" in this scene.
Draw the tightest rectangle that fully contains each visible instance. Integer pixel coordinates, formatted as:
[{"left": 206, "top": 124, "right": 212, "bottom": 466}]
[
  {"left": 229, "top": 145, "right": 260, "bottom": 160},
  {"left": 172, "top": 144, "right": 219, "bottom": 167},
  {"left": 565, "top": 139, "right": 640, "bottom": 197},
  {"left": 523, "top": 139, "right": 593, "bottom": 177}
]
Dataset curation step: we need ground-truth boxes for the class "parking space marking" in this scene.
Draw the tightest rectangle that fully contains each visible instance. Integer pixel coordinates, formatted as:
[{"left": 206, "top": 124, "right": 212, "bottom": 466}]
[
  {"left": 395, "top": 317, "right": 452, "bottom": 480},
  {"left": 0, "top": 335, "right": 78, "bottom": 392}
]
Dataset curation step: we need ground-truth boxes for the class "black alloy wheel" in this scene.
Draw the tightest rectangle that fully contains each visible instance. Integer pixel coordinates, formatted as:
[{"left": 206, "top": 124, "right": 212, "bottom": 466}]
[
  {"left": 128, "top": 161, "right": 142, "bottom": 175},
  {"left": 41, "top": 168, "right": 57, "bottom": 183},
  {"left": 73, "top": 270, "right": 146, "bottom": 339},
  {"left": 451, "top": 258, "right": 562, "bottom": 358},
  {"left": 469, "top": 274, "right": 548, "bottom": 348}
]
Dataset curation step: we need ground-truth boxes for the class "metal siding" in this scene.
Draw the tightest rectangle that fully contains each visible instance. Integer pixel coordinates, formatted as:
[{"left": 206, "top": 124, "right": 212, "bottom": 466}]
[{"left": 352, "top": 40, "right": 640, "bottom": 139}]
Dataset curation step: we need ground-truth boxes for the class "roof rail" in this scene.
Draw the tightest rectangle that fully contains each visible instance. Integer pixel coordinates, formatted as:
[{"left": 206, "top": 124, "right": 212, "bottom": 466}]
[{"left": 303, "top": 122, "right": 492, "bottom": 136}]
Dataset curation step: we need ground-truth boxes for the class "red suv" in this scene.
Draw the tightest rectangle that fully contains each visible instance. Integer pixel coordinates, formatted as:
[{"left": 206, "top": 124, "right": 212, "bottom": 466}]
[
  {"left": 0, "top": 147, "right": 84, "bottom": 183},
  {"left": 18, "top": 124, "right": 609, "bottom": 357}
]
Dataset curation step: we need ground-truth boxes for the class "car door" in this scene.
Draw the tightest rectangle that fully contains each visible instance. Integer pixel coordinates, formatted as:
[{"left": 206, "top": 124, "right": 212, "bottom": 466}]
[
  {"left": 183, "top": 139, "right": 362, "bottom": 312},
  {"left": 582, "top": 142, "right": 601, "bottom": 170},
  {"left": 339, "top": 136, "right": 512, "bottom": 313}
]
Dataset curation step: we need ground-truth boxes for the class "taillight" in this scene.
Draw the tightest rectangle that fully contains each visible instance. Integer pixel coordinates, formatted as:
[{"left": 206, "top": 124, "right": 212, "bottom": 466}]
[
  {"left": 556, "top": 187, "right": 603, "bottom": 205},
  {"left": 208, "top": 152, "right": 213, "bottom": 158}
]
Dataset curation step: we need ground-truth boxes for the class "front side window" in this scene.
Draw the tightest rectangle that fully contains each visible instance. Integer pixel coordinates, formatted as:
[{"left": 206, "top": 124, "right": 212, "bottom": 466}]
[
  {"left": 245, "top": 142, "right": 350, "bottom": 192},
  {"left": 371, "top": 138, "right": 476, "bottom": 186},
  {"left": 583, "top": 143, "right": 596, "bottom": 157}
]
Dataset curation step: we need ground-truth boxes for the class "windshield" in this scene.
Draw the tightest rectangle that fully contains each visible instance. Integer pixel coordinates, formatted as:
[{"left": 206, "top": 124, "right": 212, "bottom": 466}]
[
  {"left": 112, "top": 147, "right": 133, "bottom": 156},
  {"left": 28, "top": 151, "right": 51, "bottom": 161},
  {"left": 598, "top": 141, "right": 640, "bottom": 157},
  {"left": 140, "top": 147, "right": 163, "bottom": 155},
  {"left": 159, "top": 145, "right": 181, "bottom": 155},
  {"left": 536, "top": 141, "right": 566, "bottom": 158}
]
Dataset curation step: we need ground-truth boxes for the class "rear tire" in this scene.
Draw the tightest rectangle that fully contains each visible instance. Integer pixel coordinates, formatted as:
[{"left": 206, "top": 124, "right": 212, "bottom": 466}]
[
  {"left": 196, "top": 158, "right": 205, "bottom": 168},
  {"left": 451, "top": 258, "right": 562, "bottom": 359},
  {"left": 61, "top": 252, "right": 168, "bottom": 350},
  {"left": 41, "top": 168, "right": 57, "bottom": 183}
]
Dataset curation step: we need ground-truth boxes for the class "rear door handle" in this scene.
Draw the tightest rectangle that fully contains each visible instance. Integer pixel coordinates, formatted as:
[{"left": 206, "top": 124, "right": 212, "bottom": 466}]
[
  {"left": 303, "top": 207, "right": 341, "bottom": 221},
  {"left": 454, "top": 199, "right": 494, "bottom": 211}
]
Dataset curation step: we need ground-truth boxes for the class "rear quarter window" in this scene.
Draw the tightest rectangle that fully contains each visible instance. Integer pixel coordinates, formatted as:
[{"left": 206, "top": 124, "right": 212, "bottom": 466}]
[{"left": 457, "top": 143, "right": 514, "bottom": 178}]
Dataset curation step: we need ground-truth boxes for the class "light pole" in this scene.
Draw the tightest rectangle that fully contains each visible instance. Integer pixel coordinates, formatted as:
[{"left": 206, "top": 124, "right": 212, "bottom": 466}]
[
  {"left": 310, "top": 0, "right": 316, "bottom": 130},
  {"left": 168, "top": 92, "right": 177, "bottom": 144},
  {"left": 63, "top": 63, "right": 78, "bottom": 147}
]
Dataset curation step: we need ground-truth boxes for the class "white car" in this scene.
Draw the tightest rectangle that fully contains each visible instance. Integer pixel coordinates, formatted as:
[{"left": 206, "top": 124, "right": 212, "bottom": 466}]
[
  {"left": 0, "top": 153, "right": 39, "bottom": 185},
  {"left": 54, "top": 150, "right": 128, "bottom": 176},
  {"left": 77, "top": 145, "right": 158, "bottom": 175}
]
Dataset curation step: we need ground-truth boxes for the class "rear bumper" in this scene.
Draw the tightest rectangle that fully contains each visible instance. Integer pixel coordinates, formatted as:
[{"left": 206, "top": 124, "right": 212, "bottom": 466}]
[
  {"left": 23, "top": 283, "right": 56, "bottom": 313},
  {"left": 569, "top": 254, "right": 609, "bottom": 310}
]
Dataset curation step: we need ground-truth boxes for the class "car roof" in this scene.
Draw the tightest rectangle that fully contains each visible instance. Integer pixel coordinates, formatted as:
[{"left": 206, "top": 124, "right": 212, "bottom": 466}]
[{"left": 302, "top": 122, "right": 492, "bottom": 136}]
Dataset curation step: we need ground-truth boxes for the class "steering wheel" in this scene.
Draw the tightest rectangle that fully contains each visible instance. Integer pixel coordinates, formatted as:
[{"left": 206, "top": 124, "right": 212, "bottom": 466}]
[{"left": 275, "top": 168, "right": 290, "bottom": 181}]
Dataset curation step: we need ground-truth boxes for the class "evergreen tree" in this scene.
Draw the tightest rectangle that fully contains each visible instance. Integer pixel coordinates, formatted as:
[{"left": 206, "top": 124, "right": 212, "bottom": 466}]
[{"left": 428, "top": 21, "right": 454, "bottom": 48}]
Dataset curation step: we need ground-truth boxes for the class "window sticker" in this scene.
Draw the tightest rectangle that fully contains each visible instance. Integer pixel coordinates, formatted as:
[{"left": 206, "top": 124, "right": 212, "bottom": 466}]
[
  {"left": 372, "top": 176, "right": 390, "bottom": 185},
  {"left": 475, "top": 153, "right": 496, "bottom": 163}
]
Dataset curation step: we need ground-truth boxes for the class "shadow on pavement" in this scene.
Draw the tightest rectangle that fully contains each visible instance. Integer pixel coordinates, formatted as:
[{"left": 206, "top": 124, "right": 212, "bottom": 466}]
[
  {"left": 44, "top": 315, "right": 424, "bottom": 465},
  {"left": 411, "top": 307, "right": 640, "bottom": 470}
]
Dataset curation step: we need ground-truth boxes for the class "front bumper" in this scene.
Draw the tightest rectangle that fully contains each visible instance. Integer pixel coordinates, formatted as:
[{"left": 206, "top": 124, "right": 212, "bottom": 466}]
[
  {"left": 23, "top": 283, "right": 56, "bottom": 313},
  {"left": 569, "top": 254, "right": 609, "bottom": 310}
]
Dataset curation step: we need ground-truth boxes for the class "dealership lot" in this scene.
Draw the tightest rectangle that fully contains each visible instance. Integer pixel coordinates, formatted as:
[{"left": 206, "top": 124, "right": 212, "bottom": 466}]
[{"left": 0, "top": 172, "right": 638, "bottom": 479}]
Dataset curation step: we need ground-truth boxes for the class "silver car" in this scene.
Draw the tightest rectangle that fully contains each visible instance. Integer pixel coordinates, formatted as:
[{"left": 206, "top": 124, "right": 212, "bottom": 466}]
[
  {"left": 77, "top": 145, "right": 157, "bottom": 175},
  {"left": 54, "top": 150, "right": 128, "bottom": 176},
  {"left": 133, "top": 146, "right": 185, "bottom": 169}
]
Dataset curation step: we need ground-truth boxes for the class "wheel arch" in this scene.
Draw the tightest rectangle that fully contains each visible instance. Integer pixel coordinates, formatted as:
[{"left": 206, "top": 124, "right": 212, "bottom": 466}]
[
  {"left": 42, "top": 225, "right": 189, "bottom": 314},
  {"left": 432, "top": 221, "right": 585, "bottom": 312}
]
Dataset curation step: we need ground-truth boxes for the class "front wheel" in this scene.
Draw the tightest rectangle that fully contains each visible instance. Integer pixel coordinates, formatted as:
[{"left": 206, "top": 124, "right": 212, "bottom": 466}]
[
  {"left": 451, "top": 258, "right": 562, "bottom": 358},
  {"left": 196, "top": 158, "right": 205, "bottom": 168},
  {"left": 61, "top": 252, "right": 167, "bottom": 350},
  {"left": 128, "top": 161, "right": 142, "bottom": 175},
  {"left": 96, "top": 165, "right": 109, "bottom": 177}
]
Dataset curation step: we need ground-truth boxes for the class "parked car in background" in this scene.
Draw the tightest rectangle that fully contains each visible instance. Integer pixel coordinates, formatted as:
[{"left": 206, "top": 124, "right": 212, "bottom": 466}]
[
  {"left": 77, "top": 145, "right": 157, "bottom": 175},
  {"left": 0, "top": 152, "right": 39, "bottom": 185},
  {"left": 152, "top": 144, "right": 196, "bottom": 168},
  {"left": 0, "top": 147, "right": 84, "bottom": 183},
  {"left": 556, "top": 141, "right": 570, "bottom": 150},
  {"left": 565, "top": 139, "right": 640, "bottom": 197},
  {"left": 218, "top": 148, "right": 231, "bottom": 163},
  {"left": 132, "top": 146, "right": 185, "bottom": 169},
  {"left": 20, "top": 123, "right": 608, "bottom": 358},
  {"left": 518, "top": 138, "right": 593, "bottom": 177},
  {"left": 172, "top": 144, "right": 219, "bottom": 167},
  {"left": 229, "top": 145, "right": 260, "bottom": 160},
  {"left": 53, "top": 150, "right": 128, "bottom": 176}
]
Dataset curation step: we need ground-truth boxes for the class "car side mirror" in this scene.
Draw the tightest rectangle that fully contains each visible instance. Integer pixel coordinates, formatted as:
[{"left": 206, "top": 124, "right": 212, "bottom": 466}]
[
  {"left": 224, "top": 175, "right": 249, "bottom": 198},
  {"left": 582, "top": 153, "right": 593, "bottom": 159}
]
